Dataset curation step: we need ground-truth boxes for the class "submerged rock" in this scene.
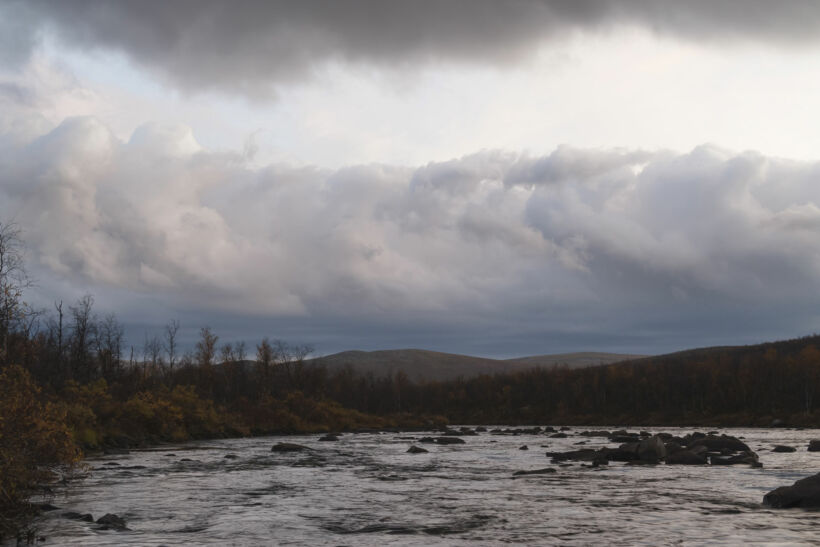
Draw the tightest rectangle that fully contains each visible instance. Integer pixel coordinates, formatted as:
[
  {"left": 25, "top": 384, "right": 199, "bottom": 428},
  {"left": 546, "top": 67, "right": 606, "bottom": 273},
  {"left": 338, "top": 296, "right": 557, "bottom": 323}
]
[
  {"left": 513, "top": 467, "right": 556, "bottom": 476},
  {"left": 519, "top": 445, "right": 529, "bottom": 450},
  {"left": 764, "top": 472, "right": 820, "bottom": 508},
  {"left": 435, "top": 436, "right": 466, "bottom": 445},
  {"left": 96, "top": 513, "right": 128, "bottom": 531},
  {"left": 62, "top": 512, "right": 93, "bottom": 522},
  {"left": 808, "top": 440, "right": 820, "bottom": 452},
  {"left": 407, "top": 445, "right": 428, "bottom": 454},
  {"left": 318, "top": 434, "right": 339, "bottom": 442},
  {"left": 547, "top": 448, "right": 600, "bottom": 462},
  {"left": 271, "top": 442, "right": 311, "bottom": 452},
  {"left": 772, "top": 445, "right": 796, "bottom": 453},
  {"left": 580, "top": 430, "right": 611, "bottom": 437}
]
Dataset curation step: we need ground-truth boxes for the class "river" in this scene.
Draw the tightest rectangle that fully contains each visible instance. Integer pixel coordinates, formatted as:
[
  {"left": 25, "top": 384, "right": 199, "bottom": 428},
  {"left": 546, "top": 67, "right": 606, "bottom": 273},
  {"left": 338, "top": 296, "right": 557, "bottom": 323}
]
[{"left": 31, "top": 427, "right": 820, "bottom": 545}]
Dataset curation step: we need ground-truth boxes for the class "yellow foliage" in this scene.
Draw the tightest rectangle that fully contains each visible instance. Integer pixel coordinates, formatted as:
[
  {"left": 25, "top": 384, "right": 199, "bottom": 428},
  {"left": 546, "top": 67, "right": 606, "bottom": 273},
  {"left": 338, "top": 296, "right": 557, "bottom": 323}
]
[{"left": 0, "top": 365, "right": 80, "bottom": 536}]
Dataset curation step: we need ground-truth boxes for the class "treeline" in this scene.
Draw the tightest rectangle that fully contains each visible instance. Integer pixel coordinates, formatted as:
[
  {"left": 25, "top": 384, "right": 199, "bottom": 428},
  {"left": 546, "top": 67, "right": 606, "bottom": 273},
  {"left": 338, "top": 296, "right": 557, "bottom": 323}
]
[{"left": 326, "top": 336, "right": 820, "bottom": 426}]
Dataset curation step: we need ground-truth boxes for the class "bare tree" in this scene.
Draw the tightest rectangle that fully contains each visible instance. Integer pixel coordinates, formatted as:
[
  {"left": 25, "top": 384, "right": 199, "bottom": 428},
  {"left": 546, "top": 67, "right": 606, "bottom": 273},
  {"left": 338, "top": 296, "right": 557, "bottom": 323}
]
[
  {"left": 0, "top": 222, "right": 33, "bottom": 365},
  {"left": 164, "top": 319, "right": 180, "bottom": 372},
  {"left": 273, "top": 340, "right": 313, "bottom": 389},
  {"left": 195, "top": 327, "right": 218, "bottom": 368},
  {"left": 235, "top": 340, "right": 247, "bottom": 362},
  {"left": 143, "top": 333, "right": 163, "bottom": 379},
  {"left": 219, "top": 342, "right": 235, "bottom": 364},
  {"left": 96, "top": 313, "right": 124, "bottom": 381},
  {"left": 256, "top": 337, "right": 274, "bottom": 393},
  {"left": 69, "top": 294, "right": 97, "bottom": 381},
  {"left": 52, "top": 301, "right": 65, "bottom": 371}
]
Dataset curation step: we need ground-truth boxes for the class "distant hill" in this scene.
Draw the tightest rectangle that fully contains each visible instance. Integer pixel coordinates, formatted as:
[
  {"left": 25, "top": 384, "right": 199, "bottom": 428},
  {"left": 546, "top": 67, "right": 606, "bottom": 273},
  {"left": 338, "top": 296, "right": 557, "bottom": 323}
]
[
  {"left": 307, "top": 349, "right": 643, "bottom": 382},
  {"left": 505, "top": 352, "right": 646, "bottom": 369}
]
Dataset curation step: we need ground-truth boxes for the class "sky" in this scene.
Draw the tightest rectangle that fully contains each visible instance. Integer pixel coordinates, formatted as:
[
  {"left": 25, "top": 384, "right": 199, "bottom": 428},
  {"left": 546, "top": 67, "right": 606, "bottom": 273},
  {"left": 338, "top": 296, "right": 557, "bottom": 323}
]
[{"left": 2, "top": 0, "right": 820, "bottom": 358}]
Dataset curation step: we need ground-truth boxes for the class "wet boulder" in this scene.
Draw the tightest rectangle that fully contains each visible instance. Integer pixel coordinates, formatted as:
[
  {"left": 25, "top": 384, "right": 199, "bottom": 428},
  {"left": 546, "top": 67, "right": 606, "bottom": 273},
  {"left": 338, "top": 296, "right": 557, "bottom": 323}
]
[
  {"left": 519, "top": 445, "right": 529, "bottom": 450},
  {"left": 513, "top": 467, "right": 556, "bottom": 476},
  {"left": 580, "top": 430, "right": 611, "bottom": 437},
  {"left": 602, "top": 446, "right": 640, "bottom": 462},
  {"left": 591, "top": 455, "right": 609, "bottom": 467},
  {"left": 62, "top": 512, "right": 94, "bottom": 522},
  {"left": 764, "top": 472, "right": 820, "bottom": 508},
  {"left": 664, "top": 442, "right": 684, "bottom": 455},
  {"left": 665, "top": 450, "right": 707, "bottom": 465},
  {"left": 688, "top": 434, "right": 749, "bottom": 452},
  {"left": 435, "top": 436, "right": 466, "bottom": 445},
  {"left": 96, "top": 513, "right": 128, "bottom": 531},
  {"left": 407, "top": 445, "right": 428, "bottom": 454},
  {"left": 689, "top": 445, "right": 708, "bottom": 456},
  {"left": 710, "top": 451, "right": 759, "bottom": 466},
  {"left": 808, "top": 440, "right": 820, "bottom": 452},
  {"left": 547, "top": 448, "right": 600, "bottom": 462},
  {"left": 271, "top": 442, "right": 311, "bottom": 452},
  {"left": 549, "top": 432, "right": 568, "bottom": 438},
  {"left": 772, "top": 445, "right": 796, "bottom": 453},
  {"left": 609, "top": 431, "right": 640, "bottom": 443},
  {"left": 637, "top": 435, "right": 667, "bottom": 463},
  {"left": 318, "top": 434, "right": 339, "bottom": 442}
]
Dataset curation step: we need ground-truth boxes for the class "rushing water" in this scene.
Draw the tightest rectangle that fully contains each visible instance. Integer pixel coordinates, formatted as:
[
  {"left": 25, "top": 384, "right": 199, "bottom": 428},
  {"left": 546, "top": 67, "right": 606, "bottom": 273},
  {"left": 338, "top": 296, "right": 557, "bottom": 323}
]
[{"left": 29, "top": 427, "right": 820, "bottom": 545}]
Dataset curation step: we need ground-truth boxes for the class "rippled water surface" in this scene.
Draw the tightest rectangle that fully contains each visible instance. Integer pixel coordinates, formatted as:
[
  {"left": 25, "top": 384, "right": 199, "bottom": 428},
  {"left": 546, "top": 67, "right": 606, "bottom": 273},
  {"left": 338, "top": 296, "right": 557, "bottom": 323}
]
[{"left": 32, "top": 427, "right": 820, "bottom": 545}]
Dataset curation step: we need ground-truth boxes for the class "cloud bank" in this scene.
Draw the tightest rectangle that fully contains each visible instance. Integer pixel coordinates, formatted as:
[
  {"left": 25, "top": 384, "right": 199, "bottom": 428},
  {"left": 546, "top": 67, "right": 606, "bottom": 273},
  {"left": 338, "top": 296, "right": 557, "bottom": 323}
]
[
  {"left": 7, "top": 0, "right": 820, "bottom": 96},
  {"left": 2, "top": 114, "right": 820, "bottom": 353}
]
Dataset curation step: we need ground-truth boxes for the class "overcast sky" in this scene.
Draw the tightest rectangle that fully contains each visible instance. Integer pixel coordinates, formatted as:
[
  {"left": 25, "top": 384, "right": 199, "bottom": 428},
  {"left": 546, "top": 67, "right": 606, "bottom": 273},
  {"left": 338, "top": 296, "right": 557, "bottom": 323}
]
[{"left": 2, "top": 0, "right": 820, "bottom": 358}]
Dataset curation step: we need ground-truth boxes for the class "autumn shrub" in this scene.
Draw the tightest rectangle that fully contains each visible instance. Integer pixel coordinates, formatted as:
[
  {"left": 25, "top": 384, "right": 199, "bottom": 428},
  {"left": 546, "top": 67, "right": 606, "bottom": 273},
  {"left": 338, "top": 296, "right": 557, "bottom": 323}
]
[{"left": 0, "top": 365, "right": 79, "bottom": 538}]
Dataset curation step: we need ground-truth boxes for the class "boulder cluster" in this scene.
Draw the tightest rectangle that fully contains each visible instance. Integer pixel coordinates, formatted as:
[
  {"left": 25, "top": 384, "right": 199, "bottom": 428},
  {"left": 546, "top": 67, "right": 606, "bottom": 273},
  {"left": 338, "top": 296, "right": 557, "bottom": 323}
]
[{"left": 547, "top": 431, "right": 759, "bottom": 467}]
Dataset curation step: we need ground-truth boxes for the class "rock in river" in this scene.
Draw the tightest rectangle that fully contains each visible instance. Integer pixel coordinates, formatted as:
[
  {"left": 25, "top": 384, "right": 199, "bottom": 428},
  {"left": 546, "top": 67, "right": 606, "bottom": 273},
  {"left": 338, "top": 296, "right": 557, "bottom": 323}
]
[
  {"left": 687, "top": 434, "right": 749, "bottom": 452},
  {"left": 772, "top": 445, "right": 796, "bottom": 453},
  {"left": 62, "top": 512, "right": 94, "bottom": 522},
  {"left": 513, "top": 468, "right": 556, "bottom": 476},
  {"left": 808, "top": 440, "right": 820, "bottom": 452},
  {"left": 435, "top": 436, "right": 466, "bottom": 445},
  {"left": 272, "top": 442, "right": 312, "bottom": 452},
  {"left": 764, "top": 472, "right": 820, "bottom": 508},
  {"left": 318, "top": 434, "right": 339, "bottom": 442},
  {"left": 407, "top": 445, "right": 428, "bottom": 454},
  {"left": 96, "top": 513, "right": 128, "bottom": 531},
  {"left": 637, "top": 435, "right": 667, "bottom": 463},
  {"left": 665, "top": 450, "right": 707, "bottom": 465}
]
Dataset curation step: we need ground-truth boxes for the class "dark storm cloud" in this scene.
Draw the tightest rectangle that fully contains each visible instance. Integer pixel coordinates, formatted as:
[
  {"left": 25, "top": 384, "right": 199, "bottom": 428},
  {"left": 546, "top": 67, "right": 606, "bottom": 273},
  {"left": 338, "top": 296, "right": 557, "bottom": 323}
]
[
  {"left": 5, "top": 0, "right": 820, "bottom": 96},
  {"left": 2, "top": 116, "right": 820, "bottom": 355}
]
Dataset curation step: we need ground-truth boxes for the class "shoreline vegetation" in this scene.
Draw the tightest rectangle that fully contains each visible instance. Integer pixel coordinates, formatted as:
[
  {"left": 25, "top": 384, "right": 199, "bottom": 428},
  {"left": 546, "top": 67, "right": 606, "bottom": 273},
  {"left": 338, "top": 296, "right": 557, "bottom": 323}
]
[{"left": 4, "top": 222, "right": 820, "bottom": 540}]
